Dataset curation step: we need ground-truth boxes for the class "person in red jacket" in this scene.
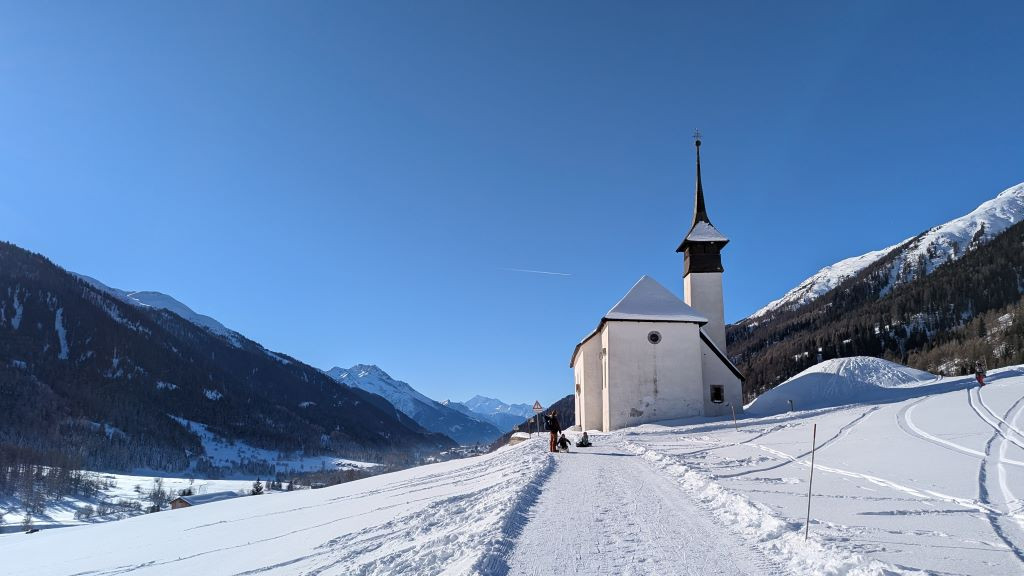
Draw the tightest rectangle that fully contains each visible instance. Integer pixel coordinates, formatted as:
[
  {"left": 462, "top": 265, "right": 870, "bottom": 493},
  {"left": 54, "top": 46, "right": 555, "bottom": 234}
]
[{"left": 975, "top": 360, "right": 986, "bottom": 387}]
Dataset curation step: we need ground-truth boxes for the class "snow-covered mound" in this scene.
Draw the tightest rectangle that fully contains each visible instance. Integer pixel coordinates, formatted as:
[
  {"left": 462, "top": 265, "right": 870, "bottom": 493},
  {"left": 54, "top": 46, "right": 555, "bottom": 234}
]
[
  {"left": 745, "top": 356, "right": 936, "bottom": 415},
  {"left": 750, "top": 181, "right": 1024, "bottom": 320}
]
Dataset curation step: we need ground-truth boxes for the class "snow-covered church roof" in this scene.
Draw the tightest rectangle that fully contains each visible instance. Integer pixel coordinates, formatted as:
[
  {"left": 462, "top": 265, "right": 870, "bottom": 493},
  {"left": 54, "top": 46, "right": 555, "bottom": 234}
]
[
  {"left": 684, "top": 220, "right": 729, "bottom": 243},
  {"left": 605, "top": 276, "right": 708, "bottom": 323},
  {"left": 571, "top": 276, "right": 709, "bottom": 367}
]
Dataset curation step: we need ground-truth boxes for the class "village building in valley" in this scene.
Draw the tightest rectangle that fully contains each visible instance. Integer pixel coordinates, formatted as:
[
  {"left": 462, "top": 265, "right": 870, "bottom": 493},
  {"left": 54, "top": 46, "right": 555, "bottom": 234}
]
[{"left": 571, "top": 135, "right": 745, "bottom": 432}]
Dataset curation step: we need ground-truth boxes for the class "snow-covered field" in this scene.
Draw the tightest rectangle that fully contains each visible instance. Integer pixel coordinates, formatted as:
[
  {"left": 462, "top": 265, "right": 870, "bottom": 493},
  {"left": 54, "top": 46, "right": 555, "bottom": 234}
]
[
  {"left": 0, "top": 473, "right": 258, "bottom": 532},
  {"left": 4, "top": 358, "right": 1023, "bottom": 575}
]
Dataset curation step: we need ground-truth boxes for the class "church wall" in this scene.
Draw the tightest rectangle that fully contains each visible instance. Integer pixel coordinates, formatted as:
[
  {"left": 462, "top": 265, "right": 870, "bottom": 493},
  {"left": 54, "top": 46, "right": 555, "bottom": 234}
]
[
  {"left": 604, "top": 321, "right": 703, "bottom": 430},
  {"left": 699, "top": 339, "right": 743, "bottom": 417},
  {"left": 684, "top": 272, "right": 725, "bottom": 350},
  {"left": 601, "top": 328, "right": 611, "bottom": 432},
  {"left": 573, "top": 336, "right": 604, "bottom": 431}
]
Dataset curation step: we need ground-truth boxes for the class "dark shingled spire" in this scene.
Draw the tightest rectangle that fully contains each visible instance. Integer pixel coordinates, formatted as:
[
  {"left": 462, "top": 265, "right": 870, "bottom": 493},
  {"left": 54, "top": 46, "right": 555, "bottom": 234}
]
[
  {"left": 677, "top": 132, "right": 729, "bottom": 272},
  {"left": 692, "top": 133, "right": 711, "bottom": 228}
]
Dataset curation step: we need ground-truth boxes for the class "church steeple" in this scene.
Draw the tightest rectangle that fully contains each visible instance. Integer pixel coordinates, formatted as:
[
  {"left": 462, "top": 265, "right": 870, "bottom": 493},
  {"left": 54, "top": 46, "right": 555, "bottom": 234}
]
[
  {"left": 676, "top": 132, "right": 729, "bottom": 274},
  {"left": 678, "top": 131, "right": 730, "bottom": 352},
  {"left": 692, "top": 132, "right": 711, "bottom": 228}
]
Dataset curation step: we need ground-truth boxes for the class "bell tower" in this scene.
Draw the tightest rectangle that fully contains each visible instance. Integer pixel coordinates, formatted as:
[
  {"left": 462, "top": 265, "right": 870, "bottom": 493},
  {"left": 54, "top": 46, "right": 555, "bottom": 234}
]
[{"left": 677, "top": 132, "right": 729, "bottom": 351}]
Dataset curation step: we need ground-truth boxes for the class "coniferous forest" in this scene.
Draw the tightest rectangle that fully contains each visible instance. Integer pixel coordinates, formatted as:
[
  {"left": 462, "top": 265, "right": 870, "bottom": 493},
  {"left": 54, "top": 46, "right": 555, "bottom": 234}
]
[{"left": 729, "top": 219, "right": 1024, "bottom": 401}]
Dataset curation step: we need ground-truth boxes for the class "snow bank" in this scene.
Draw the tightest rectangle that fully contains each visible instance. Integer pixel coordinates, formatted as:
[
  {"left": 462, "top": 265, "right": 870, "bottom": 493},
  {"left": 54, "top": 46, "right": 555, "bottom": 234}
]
[
  {"left": 746, "top": 357, "right": 937, "bottom": 415},
  {"left": 0, "top": 438, "right": 554, "bottom": 575}
]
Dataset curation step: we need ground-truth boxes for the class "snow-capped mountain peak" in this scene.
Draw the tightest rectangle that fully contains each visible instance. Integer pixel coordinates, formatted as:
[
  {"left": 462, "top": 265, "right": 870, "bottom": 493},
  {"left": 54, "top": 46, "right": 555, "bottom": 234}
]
[
  {"left": 74, "top": 274, "right": 243, "bottom": 347},
  {"left": 464, "top": 395, "right": 534, "bottom": 418},
  {"left": 325, "top": 365, "right": 503, "bottom": 444},
  {"left": 748, "top": 181, "right": 1024, "bottom": 321},
  {"left": 326, "top": 364, "right": 432, "bottom": 416}
]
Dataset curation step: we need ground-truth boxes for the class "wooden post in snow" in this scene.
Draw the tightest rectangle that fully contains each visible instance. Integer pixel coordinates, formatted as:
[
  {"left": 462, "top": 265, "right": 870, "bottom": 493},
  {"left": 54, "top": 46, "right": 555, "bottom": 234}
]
[
  {"left": 730, "top": 404, "right": 738, "bottom": 432},
  {"left": 804, "top": 423, "right": 817, "bottom": 540}
]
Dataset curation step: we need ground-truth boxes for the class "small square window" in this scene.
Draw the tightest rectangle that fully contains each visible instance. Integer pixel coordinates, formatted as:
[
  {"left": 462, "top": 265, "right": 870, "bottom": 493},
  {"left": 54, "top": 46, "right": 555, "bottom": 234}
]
[{"left": 710, "top": 385, "right": 725, "bottom": 404}]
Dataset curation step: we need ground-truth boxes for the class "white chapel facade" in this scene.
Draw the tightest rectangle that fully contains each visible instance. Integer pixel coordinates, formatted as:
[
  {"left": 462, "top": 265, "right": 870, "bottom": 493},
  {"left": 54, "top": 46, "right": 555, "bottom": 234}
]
[{"left": 571, "top": 136, "right": 744, "bottom": 432}]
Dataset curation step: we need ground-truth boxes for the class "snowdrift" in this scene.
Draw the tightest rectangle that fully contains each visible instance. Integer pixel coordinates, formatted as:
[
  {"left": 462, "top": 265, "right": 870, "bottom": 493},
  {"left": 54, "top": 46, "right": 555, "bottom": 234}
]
[{"left": 745, "top": 356, "right": 937, "bottom": 415}]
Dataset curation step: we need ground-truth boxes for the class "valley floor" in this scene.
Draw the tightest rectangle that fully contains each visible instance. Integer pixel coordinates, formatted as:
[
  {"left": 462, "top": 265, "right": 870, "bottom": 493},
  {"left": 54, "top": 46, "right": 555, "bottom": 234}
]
[{"left": 5, "top": 366, "right": 1024, "bottom": 575}]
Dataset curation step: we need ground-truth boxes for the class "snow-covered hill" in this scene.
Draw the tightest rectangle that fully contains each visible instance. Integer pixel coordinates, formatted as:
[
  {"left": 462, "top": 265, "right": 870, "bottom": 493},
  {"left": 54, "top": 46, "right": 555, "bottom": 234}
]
[
  {"left": 750, "top": 182, "right": 1024, "bottom": 320},
  {"left": 744, "top": 356, "right": 939, "bottom": 415},
  {"left": 10, "top": 360, "right": 1024, "bottom": 574},
  {"left": 326, "top": 365, "right": 503, "bottom": 445}
]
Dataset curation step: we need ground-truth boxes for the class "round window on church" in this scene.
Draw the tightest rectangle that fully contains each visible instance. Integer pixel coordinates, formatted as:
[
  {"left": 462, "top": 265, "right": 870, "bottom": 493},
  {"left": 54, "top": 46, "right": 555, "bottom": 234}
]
[{"left": 647, "top": 331, "right": 662, "bottom": 345}]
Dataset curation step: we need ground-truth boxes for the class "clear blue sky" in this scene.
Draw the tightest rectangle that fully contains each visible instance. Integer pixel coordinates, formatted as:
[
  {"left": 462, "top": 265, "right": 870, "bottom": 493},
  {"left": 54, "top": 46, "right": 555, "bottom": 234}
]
[{"left": 2, "top": 2, "right": 1022, "bottom": 407}]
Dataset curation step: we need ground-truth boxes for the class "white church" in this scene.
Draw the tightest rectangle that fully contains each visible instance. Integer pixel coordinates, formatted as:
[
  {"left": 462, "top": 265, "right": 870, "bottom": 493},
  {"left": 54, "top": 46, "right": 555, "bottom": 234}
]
[{"left": 571, "top": 136, "right": 745, "bottom": 432}]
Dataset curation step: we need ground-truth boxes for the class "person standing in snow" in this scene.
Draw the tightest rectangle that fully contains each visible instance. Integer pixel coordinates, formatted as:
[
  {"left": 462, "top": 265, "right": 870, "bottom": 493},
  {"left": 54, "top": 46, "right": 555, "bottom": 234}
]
[
  {"left": 975, "top": 360, "right": 986, "bottom": 387},
  {"left": 544, "top": 410, "right": 561, "bottom": 452}
]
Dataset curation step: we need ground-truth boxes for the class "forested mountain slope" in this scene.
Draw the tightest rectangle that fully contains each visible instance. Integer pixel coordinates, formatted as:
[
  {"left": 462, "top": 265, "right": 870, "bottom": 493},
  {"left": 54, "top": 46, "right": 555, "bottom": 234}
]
[{"left": 0, "top": 242, "right": 453, "bottom": 474}]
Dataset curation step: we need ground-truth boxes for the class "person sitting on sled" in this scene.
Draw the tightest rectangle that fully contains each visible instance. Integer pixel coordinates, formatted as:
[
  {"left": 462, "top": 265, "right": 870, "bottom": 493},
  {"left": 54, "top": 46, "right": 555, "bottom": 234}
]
[
  {"left": 576, "top": 431, "right": 592, "bottom": 447},
  {"left": 556, "top": 433, "right": 571, "bottom": 452}
]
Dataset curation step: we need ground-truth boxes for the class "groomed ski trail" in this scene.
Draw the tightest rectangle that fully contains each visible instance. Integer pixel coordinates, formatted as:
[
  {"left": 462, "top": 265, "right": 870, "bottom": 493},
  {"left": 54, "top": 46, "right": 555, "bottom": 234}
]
[{"left": 505, "top": 442, "right": 783, "bottom": 576}]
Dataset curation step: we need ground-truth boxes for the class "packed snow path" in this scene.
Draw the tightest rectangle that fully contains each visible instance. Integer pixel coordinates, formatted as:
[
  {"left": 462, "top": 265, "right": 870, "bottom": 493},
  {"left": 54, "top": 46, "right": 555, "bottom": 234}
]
[{"left": 506, "top": 443, "right": 783, "bottom": 575}]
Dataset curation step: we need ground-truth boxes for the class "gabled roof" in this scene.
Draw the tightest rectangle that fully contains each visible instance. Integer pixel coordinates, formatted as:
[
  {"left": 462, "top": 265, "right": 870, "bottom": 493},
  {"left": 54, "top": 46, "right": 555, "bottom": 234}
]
[
  {"left": 571, "top": 276, "right": 707, "bottom": 367},
  {"left": 605, "top": 276, "right": 708, "bottom": 323}
]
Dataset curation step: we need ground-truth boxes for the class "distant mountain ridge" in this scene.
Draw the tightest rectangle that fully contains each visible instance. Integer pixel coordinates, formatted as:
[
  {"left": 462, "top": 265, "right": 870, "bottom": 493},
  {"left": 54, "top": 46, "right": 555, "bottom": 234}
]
[
  {"left": 748, "top": 182, "right": 1024, "bottom": 322},
  {"left": 0, "top": 241, "right": 453, "bottom": 475},
  {"left": 462, "top": 395, "right": 535, "bottom": 430},
  {"left": 327, "top": 365, "right": 503, "bottom": 445},
  {"left": 74, "top": 274, "right": 244, "bottom": 348}
]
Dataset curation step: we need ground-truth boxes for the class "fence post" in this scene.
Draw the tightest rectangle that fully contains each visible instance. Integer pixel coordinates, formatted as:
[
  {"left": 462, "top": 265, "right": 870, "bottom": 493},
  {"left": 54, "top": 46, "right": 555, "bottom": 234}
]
[{"left": 804, "top": 423, "right": 817, "bottom": 540}]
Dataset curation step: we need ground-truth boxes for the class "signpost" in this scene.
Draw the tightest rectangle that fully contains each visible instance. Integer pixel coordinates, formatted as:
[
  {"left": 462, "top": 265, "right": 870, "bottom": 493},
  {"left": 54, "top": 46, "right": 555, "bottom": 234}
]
[{"left": 532, "top": 401, "right": 543, "bottom": 436}]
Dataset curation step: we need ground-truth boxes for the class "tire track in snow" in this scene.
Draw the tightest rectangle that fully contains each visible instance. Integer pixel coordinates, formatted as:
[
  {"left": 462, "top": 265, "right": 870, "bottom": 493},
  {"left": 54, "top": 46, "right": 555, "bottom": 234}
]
[
  {"left": 718, "top": 407, "right": 878, "bottom": 479},
  {"left": 969, "top": 387, "right": 1024, "bottom": 566}
]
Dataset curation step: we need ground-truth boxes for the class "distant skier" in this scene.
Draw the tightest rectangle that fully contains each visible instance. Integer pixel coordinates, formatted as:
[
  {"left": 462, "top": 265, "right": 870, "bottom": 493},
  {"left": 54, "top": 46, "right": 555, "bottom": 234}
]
[
  {"left": 576, "top": 431, "right": 592, "bottom": 448},
  {"left": 975, "top": 360, "right": 986, "bottom": 387},
  {"left": 557, "top": 433, "right": 571, "bottom": 452},
  {"left": 544, "top": 410, "right": 561, "bottom": 452}
]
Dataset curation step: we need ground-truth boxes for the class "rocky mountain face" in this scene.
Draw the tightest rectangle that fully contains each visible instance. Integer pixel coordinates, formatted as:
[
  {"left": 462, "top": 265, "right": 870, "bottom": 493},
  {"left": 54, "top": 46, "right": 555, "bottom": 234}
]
[
  {"left": 729, "top": 204, "right": 1024, "bottom": 399},
  {"left": 327, "top": 365, "right": 503, "bottom": 445},
  {"left": 0, "top": 242, "right": 453, "bottom": 474}
]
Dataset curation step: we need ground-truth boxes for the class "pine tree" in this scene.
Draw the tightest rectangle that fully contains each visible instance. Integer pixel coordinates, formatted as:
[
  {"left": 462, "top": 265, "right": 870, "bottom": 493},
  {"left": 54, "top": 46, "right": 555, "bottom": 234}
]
[{"left": 251, "top": 478, "right": 263, "bottom": 495}]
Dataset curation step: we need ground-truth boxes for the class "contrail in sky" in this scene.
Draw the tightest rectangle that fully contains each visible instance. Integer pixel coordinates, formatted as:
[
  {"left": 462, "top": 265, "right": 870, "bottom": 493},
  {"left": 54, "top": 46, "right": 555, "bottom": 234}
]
[{"left": 499, "top": 267, "right": 572, "bottom": 277}]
